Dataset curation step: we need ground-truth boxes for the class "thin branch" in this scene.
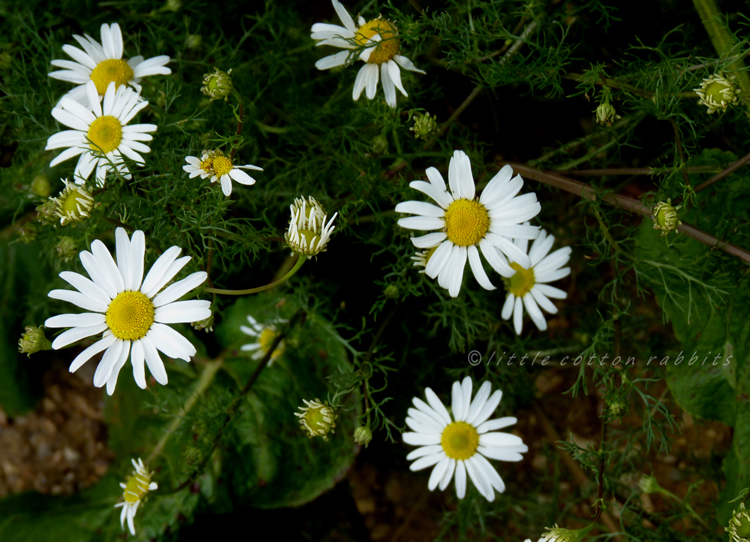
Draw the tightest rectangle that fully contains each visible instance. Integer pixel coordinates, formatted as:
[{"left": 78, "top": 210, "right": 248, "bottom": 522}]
[
  {"left": 694, "top": 149, "right": 750, "bottom": 192},
  {"left": 669, "top": 119, "right": 691, "bottom": 188}
]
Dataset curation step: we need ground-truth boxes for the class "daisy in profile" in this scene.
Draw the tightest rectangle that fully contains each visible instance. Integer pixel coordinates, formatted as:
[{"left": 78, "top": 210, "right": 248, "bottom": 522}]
[
  {"left": 44, "top": 227, "right": 211, "bottom": 395},
  {"left": 396, "top": 150, "right": 541, "bottom": 297},
  {"left": 46, "top": 80, "right": 156, "bottom": 187},
  {"left": 285, "top": 196, "right": 338, "bottom": 257},
  {"left": 403, "top": 377, "right": 528, "bottom": 502},
  {"left": 311, "top": 0, "right": 425, "bottom": 108},
  {"left": 49, "top": 22, "right": 170, "bottom": 104},
  {"left": 114, "top": 457, "right": 157, "bottom": 536},
  {"left": 182, "top": 149, "right": 262, "bottom": 197},
  {"left": 240, "top": 315, "right": 287, "bottom": 365},
  {"left": 500, "top": 227, "right": 570, "bottom": 335}
]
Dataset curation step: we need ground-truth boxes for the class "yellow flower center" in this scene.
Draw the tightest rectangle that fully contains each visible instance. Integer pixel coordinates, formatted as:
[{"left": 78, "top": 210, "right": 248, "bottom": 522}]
[
  {"left": 355, "top": 19, "right": 400, "bottom": 64},
  {"left": 212, "top": 156, "right": 233, "bottom": 177},
  {"left": 106, "top": 291, "right": 155, "bottom": 341},
  {"left": 441, "top": 421, "right": 479, "bottom": 460},
  {"left": 444, "top": 199, "right": 490, "bottom": 247},
  {"left": 123, "top": 471, "right": 152, "bottom": 504},
  {"left": 87, "top": 115, "right": 123, "bottom": 154},
  {"left": 259, "top": 327, "right": 285, "bottom": 359},
  {"left": 200, "top": 157, "right": 214, "bottom": 173},
  {"left": 306, "top": 407, "right": 330, "bottom": 433},
  {"left": 705, "top": 81, "right": 729, "bottom": 103},
  {"left": 62, "top": 190, "right": 86, "bottom": 214},
  {"left": 508, "top": 262, "right": 535, "bottom": 297},
  {"left": 90, "top": 58, "right": 134, "bottom": 95}
]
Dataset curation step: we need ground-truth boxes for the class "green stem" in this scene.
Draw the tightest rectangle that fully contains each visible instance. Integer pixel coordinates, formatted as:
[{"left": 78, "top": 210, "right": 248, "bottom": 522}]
[
  {"left": 146, "top": 359, "right": 223, "bottom": 465},
  {"left": 692, "top": 0, "right": 750, "bottom": 102},
  {"left": 205, "top": 255, "right": 307, "bottom": 295}
]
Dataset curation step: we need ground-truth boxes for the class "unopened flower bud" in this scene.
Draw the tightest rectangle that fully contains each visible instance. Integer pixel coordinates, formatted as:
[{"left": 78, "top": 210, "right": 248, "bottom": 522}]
[
  {"left": 371, "top": 134, "right": 388, "bottom": 155},
  {"left": 695, "top": 72, "right": 741, "bottom": 114},
  {"left": 191, "top": 314, "right": 214, "bottom": 333},
  {"left": 384, "top": 285, "right": 399, "bottom": 299},
  {"left": 295, "top": 398, "right": 336, "bottom": 440},
  {"left": 17, "top": 222, "right": 37, "bottom": 244},
  {"left": 36, "top": 199, "right": 59, "bottom": 226},
  {"left": 652, "top": 198, "right": 681, "bottom": 236},
  {"left": 30, "top": 174, "right": 52, "bottom": 197},
  {"left": 354, "top": 426, "right": 373, "bottom": 447},
  {"left": 595, "top": 102, "right": 621, "bottom": 127},
  {"left": 55, "top": 236, "right": 78, "bottom": 262},
  {"left": 638, "top": 474, "right": 661, "bottom": 494},
  {"left": 539, "top": 523, "right": 593, "bottom": 542},
  {"left": 410, "top": 112, "right": 439, "bottom": 140},
  {"left": 727, "top": 502, "right": 750, "bottom": 542},
  {"left": 18, "top": 326, "right": 52, "bottom": 356},
  {"left": 201, "top": 68, "right": 234, "bottom": 101}
]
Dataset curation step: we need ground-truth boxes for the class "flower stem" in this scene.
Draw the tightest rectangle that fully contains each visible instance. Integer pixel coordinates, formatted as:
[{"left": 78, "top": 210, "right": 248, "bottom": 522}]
[{"left": 204, "top": 254, "right": 307, "bottom": 295}]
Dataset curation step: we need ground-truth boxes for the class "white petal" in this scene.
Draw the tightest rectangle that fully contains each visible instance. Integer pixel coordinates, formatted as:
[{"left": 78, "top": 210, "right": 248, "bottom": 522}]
[
  {"left": 523, "top": 294, "right": 547, "bottom": 331},
  {"left": 90, "top": 239, "right": 125, "bottom": 293},
  {"left": 397, "top": 216, "right": 444, "bottom": 231},
  {"left": 402, "top": 432, "right": 441, "bottom": 446},
  {"left": 472, "top": 390, "right": 503, "bottom": 428},
  {"left": 406, "top": 444, "right": 443, "bottom": 461},
  {"left": 147, "top": 323, "right": 196, "bottom": 361},
  {"left": 408, "top": 180, "right": 453, "bottom": 209},
  {"left": 315, "top": 50, "right": 350, "bottom": 70},
  {"left": 141, "top": 335, "right": 168, "bottom": 385},
  {"left": 59, "top": 270, "right": 111, "bottom": 305},
  {"left": 410, "top": 452, "right": 445, "bottom": 472},
  {"left": 479, "top": 165, "right": 514, "bottom": 206},
  {"left": 447, "top": 246, "right": 468, "bottom": 298},
  {"left": 476, "top": 416, "right": 516, "bottom": 434},
  {"left": 62, "top": 44, "right": 97, "bottom": 70},
  {"left": 394, "top": 55, "right": 425, "bottom": 74},
  {"left": 479, "top": 240, "right": 513, "bottom": 277},
  {"left": 48, "top": 289, "right": 108, "bottom": 313},
  {"left": 530, "top": 288, "right": 558, "bottom": 314},
  {"left": 332, "top": 0, "right": 357, "bottom": 32},
  {"left": 152, "top": 272, "right": 207, "bottom": 307},
  {"left": 221, "top": 175, "right": 232, "bottom": 196},
  {"left": 45, "top": 312, "right": 105, "bottom": 328},
  {"left": 473, "top": 453, "right": 506, "bottom": 493},
  {"left": 412, "top": 397, "right": 449, "bottom": 429},
  {"left": 439, "top": 458, "right": 456, "bottom": 490},
  {"left": 105, "top": 340, "right": 131, "bottom": 395},
  {"left": 50, "top": 323, "right": 107, "bottom": 349},
  {"left": 424, "top": 387, "right": 453, "bottom": 425},
  {"left": 467, "top": 245, "right": 495, "bottom": 290},
  {"left": 131, "top": 340, "right": 147, "bottom": 389},
  {"left": 411, "top": 232, "right": 447, "bottom": 249},
  {"left": 154, "top": 300, "right": 211, "bottom": 324},
  {"left": 513, "top": 296, "right": 524, "bottom": 335},
  {"left": 387, "top": 60, "right": 407, "bottom": 96},
  {"left": 68, "top": 334, "right": 117, "bottom": 373},
  {"left": 381, "top": 62, "right": 396, "bottom": 108},
  {"left": 395, "top": 201, "right": 444, "bottom": 218},
  {"left": 479, "top": 432, "right": 525, "bottom": 447},
  {"left": 352, "top": 65, "right": 368, "bottom": 100},
  {"left": 501, "top": 294, "right": 515, "bottom": 320},
  {"left": 93, "top": 339, "right": 123, "bottom": 387},
  {"left": 428, "top": 457, "right": 450, "bottom": 491},
  {"left": 466, "top": 381, "right": 492, "bottom": 425},
  {"left": 424, "top": 241, "right": 452, "bottom": 279},
  {"left": 228, "top": 169, "right": 256, "bottom": 186},
  {"left": 49, "top": 145, "right": 87, "bottom": 167},
  {"left": 534, "top": 283, "right": 567, "bottom": 299},
  {"left": 477, "top": 445, "right": 527, "bottom": 461},
  {"left": 139, "top": 246, "right": 182, "bottom": 296},
  {"left": 451, "top": 381, "right": 464, "bottom": 425},
  {"left": 407, "top": 409, "right": 445, "bottom": 434},
  {"left": 458, "top": 377, "right": 473, "bottom": 422},
  {"left": 465, "top": 456, "right": 493, "bottom": 501},
  {"left": 454, "top": 460, "right": 467, "bottom": 498},
  {"left": 365, "top": 63, "right": 379, "bottom": 100}
]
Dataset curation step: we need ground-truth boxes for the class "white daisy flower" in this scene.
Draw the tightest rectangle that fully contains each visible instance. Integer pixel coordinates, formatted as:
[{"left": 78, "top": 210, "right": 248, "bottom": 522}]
[
  {"left": 396, "top": 150, "right": 541, "bottom": 297},
  {"left": 49, "top": 22, "right": 170, "bottom": 104},
  {"left": 500, "top": 227, "right": 571, "bottom": 335},
  {"left": 114, "top": 457, "right": 158, "bottom": 536},
  {"left": 46, "top": 80, "right": 156, "bottom": 187},
  {"left": 285, "top": 196, "right": 338, "bottom": 257},
  {"left": 311, "top": 0, "right": 425, "bottom": 108},
  {"left": 183, "top": 149, "right": 261, "bottom": 197},
  {"left": 44, "top": 227, "right": 212, "bottom": 395},
  {"left": 403, "top": 376, "right": 528, "bottom": 502},
  {"left": 240, "top": 315, "right": 287, "bottom": 365}
]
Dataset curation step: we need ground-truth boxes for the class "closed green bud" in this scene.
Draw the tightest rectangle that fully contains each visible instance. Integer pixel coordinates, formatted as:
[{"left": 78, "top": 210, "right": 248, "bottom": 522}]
[
  {"left": 539, "top": 523, "right": 593, "bottom": 542},
  {"left": 56, "top": 236, "right": 78, "bottom": 262},
  {"left": 201, "top": 68, "right": 234, "bottom": 101},
  {"left": 595, "top": 102, "right": 621, "bottom": 127},
  {"left": 30, "top": 174, "right": 52, "bottom": 197},
  {"left": 36, "top": 199, "right": 59, "bottom": 226},
  {"left": 17, "top": 223, "right": 37, "bottom": 244},
  {"left": 354, "top": 426, "right": 372, "bottom": 447},
  {"left": 410, "top": 112, "right": 439, "bottom": 140},
  {"left": 727, "top": 502, "right": 750, "bottom": 542},
  {"left": 18, "top": 326, "right": 52, "bottom": 356},
  {"left": 192, "top": 314, "right": 214, "bottom": 333},
  {"left": 638, "top": 474, "right": 661, "bottom": 494},
  {"left": 384, "top": 284, "right": 399, "bottom": 299},
  {"left": 652, "top": 198, "right": 681, "bottom": 236},
  {"left": 370, "top": 134, "right": 388, "bottom": 155}
]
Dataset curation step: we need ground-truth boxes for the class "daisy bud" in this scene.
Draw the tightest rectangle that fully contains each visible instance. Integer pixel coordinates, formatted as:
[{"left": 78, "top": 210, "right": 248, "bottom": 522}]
[
  {"left": 192, "top": 314, "right": 214, "bottom": 333},
  {"left": 18, "top": 326, "right": 52, "bottom": 356},
  {"left": 638, "top": 474, "right": 662, "bottom": 494},
  {"left": 30, "top": 174, "right": 52, "bottom": 197},
  {"left": 16, "top": 223, "right": 37, "bottom": 244},
  {"left": 285, "top": 196, "right": 338, "bottom": 258},
  {"left": 354, "top": 426, "right": 373, "bottom": 447},
  {"left": 371, "top": 134, "right": 388, "bottom": 155},
  {"left": 201, "top": 68, "right": 234, "bottom": 101},
  {"left": 539, "top": 523, "right": 593, "bottom": 542},
  {"left": 695, "top": 72, "right": 741, "bottom": 114},
  {"left": 55, "top": 236, "right": 78, "bottom": 262},
  {"left": 607, "top": 400, "right": 627, "bottom": 417},
  {"left": 383, "top": 284, "right": 399, "bottom": 299},
  {"left": 652, "top": 198, "right": 681, "bottom": 236},
  {"left": 185, "top": 34, "right": 202, "bottom": 50},
  {"left": 115, "top": 458, "right": 158, "bottom": 536},
  {"left": 410, "top": 112, "right": 439, "bottom": 140},
  {"left": 36, "top": 199, "right": 59, "bottom": 226},
  {"left": 163, "top": 0, "right": 181, "bottom": 11},
  {"left": 727, "top": 502, "right": 750, "bottom": 542},
  {"left": 49, "top": 180, "right": 94, "bottom": 226},
  {"left": 295, "top": 398, "right": 336, "bottom": 440},
  {"left": 595, "top": 102, "right": 621, "bottom": 127}
]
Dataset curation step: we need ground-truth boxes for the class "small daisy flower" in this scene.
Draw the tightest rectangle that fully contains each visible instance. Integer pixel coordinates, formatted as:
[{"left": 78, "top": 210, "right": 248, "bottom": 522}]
[
  {"left": 311, "top": 0, "right": 425, "bottom": 108},
  {"left": 48, "top": 179, "right": 95, "bottom": 226},
  {"left": 114, "top": 458, "right": 158, "bottom": 536},
  {"left": 403, "top": 377, "right": 528, "bottom": 502},
  {"left": 500, "top": 227, "right": 571, "bottom": 335},
  {"left": 49, "top": 22, "right": 170, "bottom": 104},
  {"left": 44, "top": 227, "right": 212, "bottom": 395},
  {"left": 183, "top": 149, "right": 261, "bottom": 197},
  {"left": 46, "top": 80, "right": 156, "bottom": 187},
  {"left": 285, "top": 196, "right": 338, "bottom": 257},
  {"left": 396, "top": 150, "right": 541, "bottom": 297},
  {"left": 295, "top": 398, "right": 336, "bottom": 440},
  {"left": 694, "top": 72, "right": 741, "bottom": 114},
  {"left": 240, "top": 315, "right": 287, "bottom": 365}
]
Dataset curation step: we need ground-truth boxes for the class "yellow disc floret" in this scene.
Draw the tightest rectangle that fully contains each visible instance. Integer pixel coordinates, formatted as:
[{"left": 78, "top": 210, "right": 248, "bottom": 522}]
[
  {"left": 441, "top": 421, "right": 479, "bottom": 460},
  {"left": 444, "top": 199, "right": 490, "bottom": 247},
  {"left": 90, "top": 59, "right": 134, "bottom": 95},
  {"left": 355, "top": 19, "right": 400, "bottom": 64},
  {"left": 259, "top": 328, "right": 285, "bottom": 359},
  {"left": 106, "top": 291, "right": 155, "bottom": 341},
  {"left": 508, "top": 262, "right": 535, "bottom": 297},
  {"left": 200, "top": 156, "right": 214, "bottom": 173},
  {"left": 87, "top": 116, "right": 123, "bottom": 154},
  {"left": 123, "top": 470, "right": 153, "bottom": 504},
  {"left": 212, "top": 156, "right": 233, "bottom": 177}
]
